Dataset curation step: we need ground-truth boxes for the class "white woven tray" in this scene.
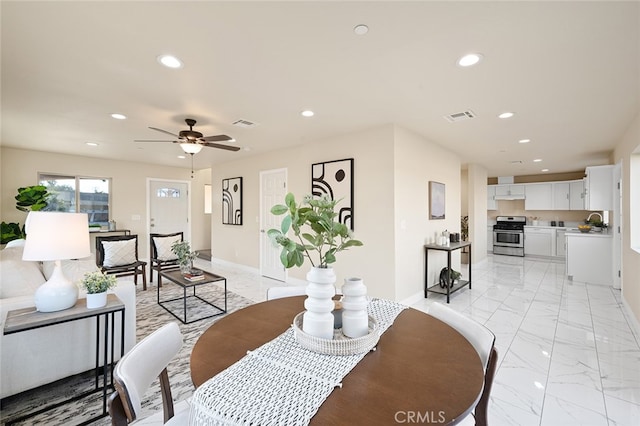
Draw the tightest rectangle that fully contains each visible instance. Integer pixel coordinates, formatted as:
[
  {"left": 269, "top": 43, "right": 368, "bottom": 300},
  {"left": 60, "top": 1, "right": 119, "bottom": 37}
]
[{"left": 292, "top": 311, "right": 380, "bottom": 355}]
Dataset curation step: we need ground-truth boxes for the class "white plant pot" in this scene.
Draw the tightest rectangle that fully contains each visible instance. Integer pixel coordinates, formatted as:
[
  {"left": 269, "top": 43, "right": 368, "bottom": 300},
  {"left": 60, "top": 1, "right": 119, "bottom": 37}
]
[
  {"left": 303, "top": 267, "right": 336, "bottom": 340},
  {"left": 86, "top": 292, "right": 107, "bottom": 309},
  {"left": 341, "top": 277, "right": 369, "bottom": 338}
]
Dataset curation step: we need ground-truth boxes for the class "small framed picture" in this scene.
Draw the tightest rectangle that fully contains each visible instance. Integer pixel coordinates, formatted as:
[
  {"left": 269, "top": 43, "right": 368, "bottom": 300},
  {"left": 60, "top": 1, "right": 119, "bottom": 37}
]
[{"left": 429, "top": 181, "right": 445, "bottom": 220}]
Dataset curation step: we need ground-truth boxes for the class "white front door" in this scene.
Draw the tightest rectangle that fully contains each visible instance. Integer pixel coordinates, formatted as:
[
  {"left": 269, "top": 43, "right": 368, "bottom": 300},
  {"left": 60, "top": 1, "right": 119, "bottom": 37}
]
[
  {"left": 260, "top": 169, "right": 287, "bottom": 281},
  {"left": 148, "top": 179, "right": 190, "bottom": 251}
]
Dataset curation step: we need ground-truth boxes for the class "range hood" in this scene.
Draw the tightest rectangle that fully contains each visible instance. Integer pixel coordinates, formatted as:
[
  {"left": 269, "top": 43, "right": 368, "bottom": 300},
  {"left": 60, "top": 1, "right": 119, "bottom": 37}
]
[{"left": 494, "top": 193, "right": 525, "bottom": 200}]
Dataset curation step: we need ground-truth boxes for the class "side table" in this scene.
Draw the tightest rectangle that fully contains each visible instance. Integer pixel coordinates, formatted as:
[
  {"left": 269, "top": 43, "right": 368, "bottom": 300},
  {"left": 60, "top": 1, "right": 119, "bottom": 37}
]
[
  {"left": 3, "top": 294, "right": 125, "bottom": 426},
  {"left": 424, "top": 241, "right": 472, "bottom": 303}
]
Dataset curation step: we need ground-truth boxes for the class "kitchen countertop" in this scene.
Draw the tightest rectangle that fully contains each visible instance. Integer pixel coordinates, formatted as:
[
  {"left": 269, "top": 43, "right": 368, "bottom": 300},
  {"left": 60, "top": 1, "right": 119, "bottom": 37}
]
[{"left": 565, "top": 230, "right": 613, "bottom": 238}]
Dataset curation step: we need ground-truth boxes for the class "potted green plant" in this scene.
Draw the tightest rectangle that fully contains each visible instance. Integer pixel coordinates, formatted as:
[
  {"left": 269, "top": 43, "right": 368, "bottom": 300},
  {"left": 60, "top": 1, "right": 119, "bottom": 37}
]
[
  {"left": 81, "top": 271, "right": 117, "bottom": 308},
  {"left": 1, "top": 185, "right": 50, "bottom": 244},
  {"left": 268, "top": 193, "right": 363, "bottom": 339},
  {"left": 267, "top": 193, "right": 363, "bottom": 269},
  {"left": 171, "top": 240, "right": 198, "bottom": 274}
]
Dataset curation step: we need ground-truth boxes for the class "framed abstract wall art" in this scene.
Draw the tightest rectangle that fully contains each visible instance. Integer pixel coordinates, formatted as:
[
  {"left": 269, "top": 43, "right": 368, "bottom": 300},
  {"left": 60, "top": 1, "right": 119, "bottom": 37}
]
[
  {"left": 311, "top": 158, "right": 354, "bottom": 230},
  {"left": 429, "top": 181, "right": 445, "bottom": 220},
  {"left": 222, "top": 177, "right": 242, "bottom": 225}
]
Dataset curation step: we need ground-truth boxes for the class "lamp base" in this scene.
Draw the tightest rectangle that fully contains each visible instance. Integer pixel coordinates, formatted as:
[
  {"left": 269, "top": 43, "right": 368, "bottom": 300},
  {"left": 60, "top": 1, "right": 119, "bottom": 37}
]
[{"left": 34, "top": 260, "right": 79, "bottom": 312}]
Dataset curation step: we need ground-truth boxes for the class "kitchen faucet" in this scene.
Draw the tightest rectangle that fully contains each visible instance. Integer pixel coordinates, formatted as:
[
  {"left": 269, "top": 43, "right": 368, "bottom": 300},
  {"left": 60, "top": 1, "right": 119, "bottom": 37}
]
[{"left": 587, "top": 212, "right": 603, "bottom": 224}]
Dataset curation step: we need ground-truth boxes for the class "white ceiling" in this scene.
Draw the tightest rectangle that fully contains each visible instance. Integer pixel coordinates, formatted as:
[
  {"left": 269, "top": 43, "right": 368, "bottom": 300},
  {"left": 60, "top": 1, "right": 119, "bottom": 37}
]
[{"left": 2, "top": 1, "right": 639, "bottom": 177}]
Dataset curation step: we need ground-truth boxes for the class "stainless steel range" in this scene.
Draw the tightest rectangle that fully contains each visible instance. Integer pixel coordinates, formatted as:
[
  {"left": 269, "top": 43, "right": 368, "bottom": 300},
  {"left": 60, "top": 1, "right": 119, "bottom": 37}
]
[{"left": 493, "top": 216, "right": 526, "bottom": 257}]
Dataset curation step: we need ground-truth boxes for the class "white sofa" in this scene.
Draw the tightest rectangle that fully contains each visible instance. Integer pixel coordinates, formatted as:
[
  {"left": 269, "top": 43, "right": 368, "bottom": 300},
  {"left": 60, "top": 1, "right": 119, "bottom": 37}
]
[{"left": 0, "top": 240, "right": 137, "bottom": 399}]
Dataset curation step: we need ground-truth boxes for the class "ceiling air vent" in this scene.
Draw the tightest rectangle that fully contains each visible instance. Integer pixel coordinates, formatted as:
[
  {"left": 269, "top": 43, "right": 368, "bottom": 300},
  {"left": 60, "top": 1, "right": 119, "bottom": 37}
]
[
  {"left": 232, "top": 119, "right": 258, "bottom": 128},
  {"left": 444, "top": 110, "right": 475, "bottom": 123}
]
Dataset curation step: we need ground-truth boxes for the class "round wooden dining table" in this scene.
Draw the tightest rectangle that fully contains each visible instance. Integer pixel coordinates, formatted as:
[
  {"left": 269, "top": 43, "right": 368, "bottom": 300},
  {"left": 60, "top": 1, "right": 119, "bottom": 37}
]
[{"left": 190, "top": 296, "right": 484, "bottom": 425}]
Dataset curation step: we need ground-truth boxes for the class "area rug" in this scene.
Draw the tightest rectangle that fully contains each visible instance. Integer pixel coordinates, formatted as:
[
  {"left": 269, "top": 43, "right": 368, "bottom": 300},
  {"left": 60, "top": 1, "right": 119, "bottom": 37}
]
[{"left": 0, "top": 283, "right": 254, "bottom": 426}]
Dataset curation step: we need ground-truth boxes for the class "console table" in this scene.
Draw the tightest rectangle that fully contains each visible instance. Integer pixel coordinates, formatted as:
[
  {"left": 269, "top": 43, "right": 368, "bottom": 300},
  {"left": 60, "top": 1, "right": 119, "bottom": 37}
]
[
  {"left": 424, "top": 241, "right": 472, "bottom": 303},
  {"left": 3, "top": 295, "right": 125, "bottom": 426}
]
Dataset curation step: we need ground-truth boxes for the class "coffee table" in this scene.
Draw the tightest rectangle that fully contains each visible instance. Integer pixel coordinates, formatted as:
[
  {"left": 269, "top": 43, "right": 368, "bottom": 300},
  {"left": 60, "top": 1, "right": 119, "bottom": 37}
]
[{"left": 158, "top": 269, "right": 227, "bottom": 324}]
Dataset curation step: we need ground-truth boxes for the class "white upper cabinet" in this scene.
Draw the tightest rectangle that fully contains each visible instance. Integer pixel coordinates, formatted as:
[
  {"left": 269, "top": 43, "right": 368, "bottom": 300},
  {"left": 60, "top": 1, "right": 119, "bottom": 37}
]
[
  {"left": 552, "top": 182, "right": 570, "bottom": 210},
  {"left": 585, "top": 165, "right": 614, "bottom": 210},
  {"left": 487, "top": 185, "right": 497, "bottom": 210},
  {"left": 569, "top": 180, "right": 585, "bottom": 210},
  {"left": 525, "top": 183, "right": 553, "bottom": 210}
]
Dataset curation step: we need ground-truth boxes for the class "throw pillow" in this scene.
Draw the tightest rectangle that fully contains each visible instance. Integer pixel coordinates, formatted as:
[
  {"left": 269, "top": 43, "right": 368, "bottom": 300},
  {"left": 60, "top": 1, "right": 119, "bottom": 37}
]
[
  {"left": 153, "top": 235, "right": 181, "bottom": 261},
  {"left": 0, "top": 246, "right": 46, "bottom": 298},
  {"left": 102, "top": 239, "right": 137, "bottom": 267},
  {"left": 43, "top": 257, "right": 99, "bottom": 285}
]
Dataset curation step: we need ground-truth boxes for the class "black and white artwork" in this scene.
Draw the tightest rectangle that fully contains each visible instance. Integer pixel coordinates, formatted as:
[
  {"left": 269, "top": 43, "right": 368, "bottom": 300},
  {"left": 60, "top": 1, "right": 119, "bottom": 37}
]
[
  {"left": 311, "top": 158, "right": 354, "bottom": 230},
  {"left": 222, "top": 177, "right": 242, "bottom": 225}
]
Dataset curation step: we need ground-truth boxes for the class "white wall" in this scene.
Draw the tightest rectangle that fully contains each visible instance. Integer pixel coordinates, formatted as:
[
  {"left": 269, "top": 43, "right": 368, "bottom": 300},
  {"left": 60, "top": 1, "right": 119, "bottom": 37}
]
[
  {"left": 393, "top": 126, "right": 462, "bottom": 301},
  {"left": 0, "top": 147, "right": 208, "bottom": 259},
  {"left": 467, "top": 164, "right": 488, "bottom": 263}
]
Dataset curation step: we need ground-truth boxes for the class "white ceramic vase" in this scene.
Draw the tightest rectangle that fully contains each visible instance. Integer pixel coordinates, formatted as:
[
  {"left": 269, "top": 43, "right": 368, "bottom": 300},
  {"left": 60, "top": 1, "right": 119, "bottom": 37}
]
[
  {"left": 303, "top": 267, "right": 336, "bottom": 340},
  {"left": 33, "top": 261, "right": 79, "bottom": 312},
  {"left": 341, "top": 277, "right": 369, "bottom": 338},
  {"left": 86, "top": 292, "right": 107, "bottom": 309}
]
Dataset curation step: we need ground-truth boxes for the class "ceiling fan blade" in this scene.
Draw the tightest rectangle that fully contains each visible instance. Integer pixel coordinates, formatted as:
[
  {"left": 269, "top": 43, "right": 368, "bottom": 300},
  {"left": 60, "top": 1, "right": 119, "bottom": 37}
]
[
  {"left": 202, "top": 142, "right": 241, "bottom": 152},
  {"left": 200, "top": 134, "right": 233, "bottom": 142},
  {"left": 134, "top": 139, "right": 175, "bottom": 142},
  {"left": 149, "top": 127, "right": 180, "bottom": 138}
]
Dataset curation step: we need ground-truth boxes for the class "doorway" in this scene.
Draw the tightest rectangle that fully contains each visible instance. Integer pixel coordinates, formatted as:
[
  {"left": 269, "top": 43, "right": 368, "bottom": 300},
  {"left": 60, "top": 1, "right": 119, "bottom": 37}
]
[
  {"left": 147, "top": 179, "right": 190, "bottom": 258},
  {"left": 260, "top": 169, "right": 287, "bottom": 281}
]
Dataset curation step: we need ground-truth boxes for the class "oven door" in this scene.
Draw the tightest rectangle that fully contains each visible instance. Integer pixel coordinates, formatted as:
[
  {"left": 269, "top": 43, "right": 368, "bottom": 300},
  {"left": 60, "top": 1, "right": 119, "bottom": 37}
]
[{"left": 493, "top": 229, "right": 524, "bottom": 247}]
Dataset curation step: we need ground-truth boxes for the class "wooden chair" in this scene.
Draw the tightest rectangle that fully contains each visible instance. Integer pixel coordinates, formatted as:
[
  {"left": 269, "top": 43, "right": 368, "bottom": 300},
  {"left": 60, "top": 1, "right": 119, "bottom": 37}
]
[
  {"left": 266, "top": 286, "right": 308, "bottom": 300},
  {"left": 149, "top": 232, "right": 183, "bottom": 287},
  {"left": 96, "top": 235, "right": 147, "bottom": 290},
  {"left": 428, "top": 302, "right": 498, "bottom": 426},
  {"left": 108, "top": 322, "right": 190, "bottom": 425}
]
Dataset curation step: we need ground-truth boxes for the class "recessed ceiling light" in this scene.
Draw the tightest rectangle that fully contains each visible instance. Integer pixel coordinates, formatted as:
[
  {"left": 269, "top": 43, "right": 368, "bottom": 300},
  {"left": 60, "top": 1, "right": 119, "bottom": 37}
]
[
  {"left": 354, "top": 24, "right": 369, "bottom": 35},
  {"left": 86, "top": 142, "right": 99, "bottom": 147},
  {"left": 498, "top": 112, "right": 514, "bottom": 119},
  {"left": 177, "top": 155, "right": 186, "bottom": 159},
  {"left": 541, "top": 168, "right": 549, "bottom": 172},
  {"left": 157, "top": 55, "right": 183, "bottom": 69},
  {"left": 518, "top": 139, "right": 531, "bottom": 144},
  {"left": 533, "top": 159, "right": 543, "bottom": 163},
  {"left": 111, "top": 113, "right": 126, "bottom": 120},
  {"left": 457, "top": 53, "right": 483, "bottom": 67},
  {"left": 301, "top": 110, "right": 315, "bottom": 117},
  {"left": 227, "top": 138, "right": 236, "bottom": 143}
]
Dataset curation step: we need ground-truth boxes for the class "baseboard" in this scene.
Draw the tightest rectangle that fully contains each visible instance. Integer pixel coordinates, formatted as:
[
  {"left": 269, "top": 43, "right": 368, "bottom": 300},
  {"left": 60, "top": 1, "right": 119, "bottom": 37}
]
[
  {"left": 210, "top": 257, "right": 259, "bottom": 274},
  {"left": 399, "top": 291, "right": 424, "bottom": 307},
  {"left": 622, "top": 295, "right": 640, "bottom": 344}
]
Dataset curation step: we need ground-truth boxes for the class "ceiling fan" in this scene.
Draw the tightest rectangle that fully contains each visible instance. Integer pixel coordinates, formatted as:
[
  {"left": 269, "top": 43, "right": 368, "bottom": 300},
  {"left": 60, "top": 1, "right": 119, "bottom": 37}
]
[{"left": 134, "top": 118, "right": 240, "bottom": 154}]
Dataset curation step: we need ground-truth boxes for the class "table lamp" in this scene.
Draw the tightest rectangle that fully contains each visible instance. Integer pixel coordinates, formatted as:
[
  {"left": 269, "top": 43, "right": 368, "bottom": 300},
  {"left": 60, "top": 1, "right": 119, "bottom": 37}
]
[{"left": 22, "top": 211, "right": 91, "bottom": 312}]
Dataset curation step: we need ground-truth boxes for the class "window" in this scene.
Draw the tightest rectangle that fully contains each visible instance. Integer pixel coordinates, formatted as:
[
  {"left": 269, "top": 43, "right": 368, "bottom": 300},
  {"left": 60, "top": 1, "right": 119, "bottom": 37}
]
[{"left": 39, "top": 174, "right": 111, "bottom": 226}]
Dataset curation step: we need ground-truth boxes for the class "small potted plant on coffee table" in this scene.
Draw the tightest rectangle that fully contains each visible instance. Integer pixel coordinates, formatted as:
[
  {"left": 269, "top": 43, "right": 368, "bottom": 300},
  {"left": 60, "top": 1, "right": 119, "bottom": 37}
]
[
  {"left": 81, "top": 271, "right": 117, "bottom": 309},
  {"left": 171, "top": 240, "right": 198, "bottom": 275}
]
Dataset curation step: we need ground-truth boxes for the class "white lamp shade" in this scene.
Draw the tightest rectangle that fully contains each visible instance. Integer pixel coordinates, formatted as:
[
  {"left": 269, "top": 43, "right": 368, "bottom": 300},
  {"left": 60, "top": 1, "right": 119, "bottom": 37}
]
[
  {"left": 22, "top": 212, "right": 91, "bottom": 261},
  {"left": 180, "top": 143, "right": 203, "bottom": 154}
]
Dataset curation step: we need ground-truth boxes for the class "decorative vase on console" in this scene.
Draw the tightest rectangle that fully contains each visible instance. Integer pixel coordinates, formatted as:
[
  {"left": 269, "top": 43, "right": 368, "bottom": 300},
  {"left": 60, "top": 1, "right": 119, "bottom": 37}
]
[
  {"left": 268, "top": 193, "right": 363, "bottom": 339},
  {"left": 341, "top": 277, "right": 369, "bottom": 338}
]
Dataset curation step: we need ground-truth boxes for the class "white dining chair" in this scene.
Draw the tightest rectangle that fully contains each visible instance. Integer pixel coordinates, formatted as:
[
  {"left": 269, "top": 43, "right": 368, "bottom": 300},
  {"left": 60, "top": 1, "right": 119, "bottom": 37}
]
[
  {"left": 266, "top": 285, "right": 308, "bottom": 300},
  {"left": 428, "top": 302, "right": 498, "bottom": 426},
  {"left": 108, "top": 322, "right": 190, "bottom": 425}
]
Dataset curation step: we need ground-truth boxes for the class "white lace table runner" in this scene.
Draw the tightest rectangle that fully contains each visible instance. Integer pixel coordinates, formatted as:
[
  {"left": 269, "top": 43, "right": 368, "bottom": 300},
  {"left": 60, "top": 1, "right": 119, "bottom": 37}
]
[{"left": 189, "top": 298, "right": 408, "bottom": 426}]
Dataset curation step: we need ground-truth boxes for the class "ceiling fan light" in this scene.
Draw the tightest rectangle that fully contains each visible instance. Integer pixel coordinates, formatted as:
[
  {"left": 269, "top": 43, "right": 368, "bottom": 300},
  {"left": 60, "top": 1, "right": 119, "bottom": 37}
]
[{"left": 180, "top": 143, "right": 203, "bottom": 154}]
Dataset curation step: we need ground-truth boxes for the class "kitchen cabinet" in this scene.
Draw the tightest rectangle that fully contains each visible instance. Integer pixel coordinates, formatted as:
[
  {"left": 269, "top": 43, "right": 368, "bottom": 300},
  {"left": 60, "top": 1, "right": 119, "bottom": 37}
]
[
  {"left": 495, "top": 184, "right": 525, "bottom": 199},
  {"left": 569, "top": 180, "right": 585, "bottom": 210},
  {"left": 487, "top": 185, "right": 497, "bottom": 210},
  {"left": 585, "top": 165, "right": 614, "bottom": 210},
  {"left": 525, "top": 183, "right": 553, "bottom": 210},
  {"left": 524, "top": 227, "right": 555, "bottom": 257},
  {"left": 552, "top": 180, "right": 585, "bottom": 210},
  {"left": 555, "top": 229, "right": 566, "bottom": 258},
  {"left": 566, "top": 232, "right": 613, "bottom": 285}
]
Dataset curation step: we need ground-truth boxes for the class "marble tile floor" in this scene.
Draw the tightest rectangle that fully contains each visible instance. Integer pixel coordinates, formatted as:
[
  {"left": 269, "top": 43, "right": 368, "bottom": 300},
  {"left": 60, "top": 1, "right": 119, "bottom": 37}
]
[{"left": 205, "top": 256, "right": 640, "bottom": 425}]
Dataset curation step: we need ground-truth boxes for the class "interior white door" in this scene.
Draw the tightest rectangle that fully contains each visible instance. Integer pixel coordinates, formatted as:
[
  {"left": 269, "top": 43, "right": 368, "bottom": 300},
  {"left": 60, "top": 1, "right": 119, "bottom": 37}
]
[
  {"left": 613, "top": 163, "right": 622, "bottom": 290},
  {"left": 260, "top": 169, "right": 287, "bottom": 282},
  {"left": 149, "top": 179, "right": 190, "bottom": 241}
]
